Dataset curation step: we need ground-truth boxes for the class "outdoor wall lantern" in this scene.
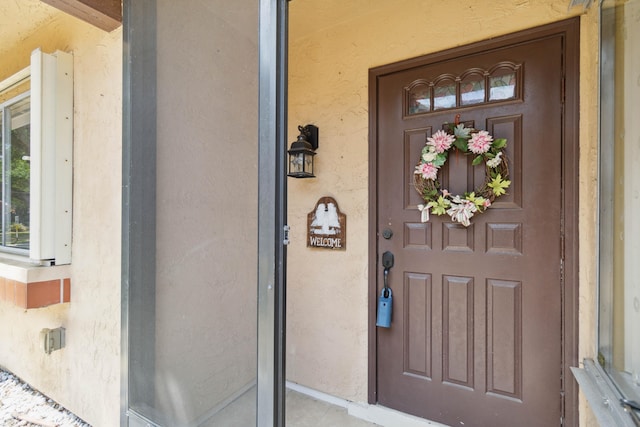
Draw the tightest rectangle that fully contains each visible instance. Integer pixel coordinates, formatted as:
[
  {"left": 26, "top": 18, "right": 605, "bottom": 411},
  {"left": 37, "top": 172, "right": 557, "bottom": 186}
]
[{"left": 288, "top": 124, "right": 318, "bottom": 178}]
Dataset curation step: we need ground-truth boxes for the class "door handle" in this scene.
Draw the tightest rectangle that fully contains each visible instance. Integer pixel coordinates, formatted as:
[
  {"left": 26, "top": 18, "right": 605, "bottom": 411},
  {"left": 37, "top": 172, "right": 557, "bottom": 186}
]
[{"left": 382, "top": 251, "right": 394, "bottom": 288}]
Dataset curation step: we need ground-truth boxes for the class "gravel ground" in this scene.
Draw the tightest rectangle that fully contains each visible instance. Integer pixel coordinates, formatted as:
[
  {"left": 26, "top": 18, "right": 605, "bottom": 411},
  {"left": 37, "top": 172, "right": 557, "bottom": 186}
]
[{"left": 0, "top": 369, "right": 90, "bottom": 427}]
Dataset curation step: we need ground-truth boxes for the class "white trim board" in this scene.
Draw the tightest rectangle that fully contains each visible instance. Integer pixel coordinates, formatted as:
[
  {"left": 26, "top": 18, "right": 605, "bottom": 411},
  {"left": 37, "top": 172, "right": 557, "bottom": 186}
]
[{"left": 0, "top": 66, "right": 30, "bottom": 94}]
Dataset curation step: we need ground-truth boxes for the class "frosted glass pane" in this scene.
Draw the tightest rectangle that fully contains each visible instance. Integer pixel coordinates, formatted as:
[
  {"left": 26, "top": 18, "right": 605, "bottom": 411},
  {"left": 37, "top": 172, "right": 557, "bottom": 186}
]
[
  {"left": 434, "top": 80, "right": 456, "bottom": 110},
  {"left": 489, "top": 73, "right": 516, "bottom": 101},
  {"left": 409, "top": 85, "right": 431, "bottom": 114},
  {"left": 461, "top": 76, "right": 485, "bottom": 106}
]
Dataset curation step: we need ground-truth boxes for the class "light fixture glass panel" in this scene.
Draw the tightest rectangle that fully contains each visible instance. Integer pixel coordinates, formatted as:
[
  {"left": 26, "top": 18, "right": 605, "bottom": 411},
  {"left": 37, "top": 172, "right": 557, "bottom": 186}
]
[
  {"left": 304, "top": 154, "right": 314, "bottom": 175},
  {"left": 290, "top": 153, "right": 305, "bottom": 174}
]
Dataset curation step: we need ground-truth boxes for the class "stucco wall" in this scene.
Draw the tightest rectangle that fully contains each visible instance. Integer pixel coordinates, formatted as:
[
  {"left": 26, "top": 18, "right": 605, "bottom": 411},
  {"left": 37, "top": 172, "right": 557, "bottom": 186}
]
[
  {"left": 0, "top": 3, "right": 122, "bottom": 426},
  {"left": 287, "top": 1, "right": 599, "bottom": 420}
]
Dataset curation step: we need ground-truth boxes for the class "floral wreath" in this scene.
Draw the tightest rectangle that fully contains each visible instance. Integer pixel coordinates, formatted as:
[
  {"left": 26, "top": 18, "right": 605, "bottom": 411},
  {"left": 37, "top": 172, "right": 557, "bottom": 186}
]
[{"left": 413, "top": 117, "right": 511, "bottom": 227}]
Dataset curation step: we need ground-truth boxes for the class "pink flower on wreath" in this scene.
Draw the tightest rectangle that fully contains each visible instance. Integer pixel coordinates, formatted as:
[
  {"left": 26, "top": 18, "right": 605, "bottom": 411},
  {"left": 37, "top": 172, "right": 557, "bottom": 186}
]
[
  {"left": 468, "top": 130, "right": 493, "bottom": 154},
  {"left": 483, "top": 199, "right": 492, "bottom": 208},
  {"left": 416, "top": 162, "right": 438, "bottom": 180},
  {"left": 427, "top": 130, "right": 455, "bottom": 153}
]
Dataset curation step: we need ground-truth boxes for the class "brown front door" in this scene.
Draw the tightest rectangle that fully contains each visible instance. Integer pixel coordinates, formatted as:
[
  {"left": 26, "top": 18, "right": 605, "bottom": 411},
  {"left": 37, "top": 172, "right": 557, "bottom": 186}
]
[{"left": 369, "top": 20, "right": 578, "bottom": 427}]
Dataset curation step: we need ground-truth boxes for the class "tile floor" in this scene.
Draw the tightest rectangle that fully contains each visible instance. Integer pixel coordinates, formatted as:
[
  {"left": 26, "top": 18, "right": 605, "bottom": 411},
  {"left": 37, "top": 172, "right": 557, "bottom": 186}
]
[
  {"left": 285, "top": 389, "right": 378, "bottom": 427},
  {"left": 203, "top": 386, "right": 379, "bottom": 426}
]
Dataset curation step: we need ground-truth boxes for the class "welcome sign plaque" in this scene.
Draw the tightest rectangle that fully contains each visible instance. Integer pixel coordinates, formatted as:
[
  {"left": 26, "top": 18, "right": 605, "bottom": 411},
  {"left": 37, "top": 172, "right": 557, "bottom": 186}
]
[{"left": 307, "top": 197, "right": 346, "bottom": 250}]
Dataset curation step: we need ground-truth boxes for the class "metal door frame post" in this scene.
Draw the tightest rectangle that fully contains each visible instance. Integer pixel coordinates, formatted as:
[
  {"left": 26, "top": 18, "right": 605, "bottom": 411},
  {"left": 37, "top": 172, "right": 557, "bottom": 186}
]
[{"left": 258, "top": 0, "right": 288, "bottom": 425}]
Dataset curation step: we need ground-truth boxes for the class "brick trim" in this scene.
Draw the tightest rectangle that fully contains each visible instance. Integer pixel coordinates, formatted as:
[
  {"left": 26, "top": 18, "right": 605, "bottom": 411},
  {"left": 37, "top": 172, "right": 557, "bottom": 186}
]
[{"left": 0, "top": 276, "right": 71, "bottom": 309}]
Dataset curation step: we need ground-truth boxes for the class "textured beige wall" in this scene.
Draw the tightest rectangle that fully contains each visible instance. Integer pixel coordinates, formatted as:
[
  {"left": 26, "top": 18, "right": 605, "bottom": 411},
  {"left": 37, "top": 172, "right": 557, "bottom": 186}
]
[
  {"left": 287, "top": 1, "right": 599, "bottom": 418},
  {"left": 0, "top": 3, "right": 122, "bottom": 426}
]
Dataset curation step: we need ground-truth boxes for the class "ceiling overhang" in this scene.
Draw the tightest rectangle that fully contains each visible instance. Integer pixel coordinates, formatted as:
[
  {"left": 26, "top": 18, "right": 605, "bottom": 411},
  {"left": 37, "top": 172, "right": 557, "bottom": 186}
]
[{"left": 40, "top": 0, "right": 122, "bottom": 32}]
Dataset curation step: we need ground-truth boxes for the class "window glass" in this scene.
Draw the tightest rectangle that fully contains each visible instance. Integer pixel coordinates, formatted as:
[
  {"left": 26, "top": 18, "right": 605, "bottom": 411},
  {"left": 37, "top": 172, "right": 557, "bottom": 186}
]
[
  {"left": 408, "top": 84, "right": 430, "bottom": 114},
  {"left": 599, "top": 0, "right": 640, "bottom": 404},
  {"left": 433, "top": 79, "right": 456, "bottom": 110},
  {"left": 460, "top": 73, "right": 485, "bottom": 106},
  {"left": 489, "top": 70, "right": 516, "bottom": 101},
  {"left": 408, "top": 65, "right": 519, "bottom": 116},
  {"left": 0, "top": 95, "right": 30, "bottom": 252}
]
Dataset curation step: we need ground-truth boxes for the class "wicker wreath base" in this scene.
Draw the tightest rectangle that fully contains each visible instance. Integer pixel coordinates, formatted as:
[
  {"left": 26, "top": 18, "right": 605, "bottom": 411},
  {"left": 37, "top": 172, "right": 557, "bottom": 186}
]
[{"left": 413, "top": 153, "right": 510, "bottom": 206}]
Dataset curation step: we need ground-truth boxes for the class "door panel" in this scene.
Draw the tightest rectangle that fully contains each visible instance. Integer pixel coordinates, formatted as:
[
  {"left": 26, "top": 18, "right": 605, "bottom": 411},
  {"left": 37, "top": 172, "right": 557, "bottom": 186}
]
[{"left": 374, "top": 29, "right": 566, "bottom": 427}]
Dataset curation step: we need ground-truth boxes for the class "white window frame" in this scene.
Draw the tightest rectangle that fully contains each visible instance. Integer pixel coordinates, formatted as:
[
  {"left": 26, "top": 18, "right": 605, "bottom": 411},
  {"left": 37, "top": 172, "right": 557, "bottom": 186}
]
[
  {"left": 0, "top": 49, "right": 73, "bottom": 265},
  {"left": 0, "top": 91, "right": 30, "bottom": 254}
]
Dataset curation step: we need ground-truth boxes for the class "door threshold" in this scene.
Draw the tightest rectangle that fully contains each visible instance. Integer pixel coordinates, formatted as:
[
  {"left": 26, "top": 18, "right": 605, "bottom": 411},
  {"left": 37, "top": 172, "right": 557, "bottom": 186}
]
[{"left": 286, "top": 381, "right": 449, "bottom": 427}]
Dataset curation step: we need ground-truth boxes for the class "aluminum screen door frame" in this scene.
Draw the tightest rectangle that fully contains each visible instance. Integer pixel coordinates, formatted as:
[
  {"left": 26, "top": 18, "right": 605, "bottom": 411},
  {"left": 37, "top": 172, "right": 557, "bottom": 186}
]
[
  {"left": 121, "top": 0, "right": 157, "bottom": 424},
  {"left": 121, "top": 0, "right": 288, "bottom": 425},
  {"left": 257, "top": 0, "right": 289, "bottom": 426}
]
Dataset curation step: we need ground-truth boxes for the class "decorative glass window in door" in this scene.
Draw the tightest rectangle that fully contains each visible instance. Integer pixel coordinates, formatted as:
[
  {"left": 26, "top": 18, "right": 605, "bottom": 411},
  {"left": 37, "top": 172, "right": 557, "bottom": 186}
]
[
  {"left": 489, "top": 68, "right": 516, "bottom": 101},
  {"left": 405, "top": 62, "right": 520, "bottom": 117},
  {"left": 408, "top": 81, "right": 430, "bottom": 114},
  {"left": 433, "top": 77, "right": 456, "bottom": 110},
  {"left": 460, "top": 70, "right": 485, "bottom": 106}
]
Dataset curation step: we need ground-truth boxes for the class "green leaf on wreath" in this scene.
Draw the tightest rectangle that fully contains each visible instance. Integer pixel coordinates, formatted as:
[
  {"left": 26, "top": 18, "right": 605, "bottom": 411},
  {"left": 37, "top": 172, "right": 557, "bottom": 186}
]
[
  {"left": 453, "top": 138, "right": 468, "bottom": 151},
  {"left": 472, "top": 155, "right": 483, "bottom": 166},
  {"left": 488, "top": 174, "right": 511, "bottom": 197},
  {"left": 428, "top": 195, "right": 450, "bottom": 215},
  {"left": 465, "top": 192, "right": 486, "bottom": 209},
  {"left": 492, "top": 138, "right": 507, "bottom": 149},
  {"left": 454, "top": 124, "right": 471, "bottom": 139},
  {"left": 423, "top": 188, "right": 437, "bottom": 200},
  {"left": 433, "top": 153, "right": 447, "bottom": 167}
]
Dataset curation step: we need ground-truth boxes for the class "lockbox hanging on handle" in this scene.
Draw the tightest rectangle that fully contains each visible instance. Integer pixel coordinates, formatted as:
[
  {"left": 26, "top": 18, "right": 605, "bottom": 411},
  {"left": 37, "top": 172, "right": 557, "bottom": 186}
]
[
  {"left": 377, "top": 250, "right": 394, "bottom": 328},
  {"left": 376, "top": 288, "right": 392, "bottom": 328}
]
